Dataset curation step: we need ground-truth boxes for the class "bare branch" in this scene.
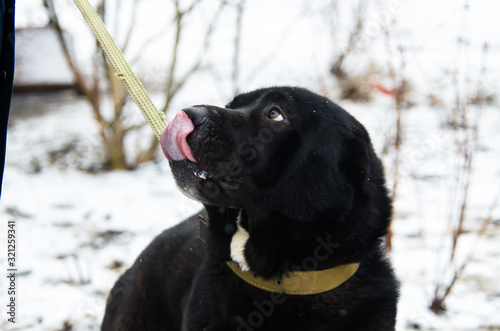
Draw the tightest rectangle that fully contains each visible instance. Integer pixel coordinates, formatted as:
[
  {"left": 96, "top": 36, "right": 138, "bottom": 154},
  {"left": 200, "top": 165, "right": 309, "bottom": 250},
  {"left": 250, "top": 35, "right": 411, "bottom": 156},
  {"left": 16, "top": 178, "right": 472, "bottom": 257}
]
[
  {"left": 46, "top": 0, "right": 224, "bottom": 169},
  {"left": 183, "top": 0, "right": 203, "bottom": 15},
  {"left": 44, "top": 0, "right": 106, "bottom": 130},
  {"left": 160, "top": 0, "right": 184, "bottom": 114},
  {"left": 44, "top": 1, "right": 89, "bottom": 96},
  {"left": 168, "top": 62, "right": 201, "bottom": 100},
  {"left": 160, "top": 0, "right": 224, "bottom": 114},
  {"left": 129, "top": 19, "right": 172, "bottom": 65},
  {"left": 330, "top": 1, "right": 366, "bottom": 79},
  {"left": 123, "top": 122, "right": 148, "bottom": 134},
  {"left": 232, "top": 0, "right": 245, "bottom": 95},
  {"left": 431, "top": 184, "right": 499, "bottom": 314},
  {"left": 430, "top": 9, "right": 489, "bottom": 312}
]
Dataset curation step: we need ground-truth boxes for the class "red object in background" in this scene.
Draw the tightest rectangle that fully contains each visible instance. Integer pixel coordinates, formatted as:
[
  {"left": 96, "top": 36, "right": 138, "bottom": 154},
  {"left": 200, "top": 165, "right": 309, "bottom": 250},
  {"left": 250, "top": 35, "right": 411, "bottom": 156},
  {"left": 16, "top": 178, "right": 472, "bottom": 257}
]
[{"left": 371, "top": 82, "right": 396, "bottom": 97}]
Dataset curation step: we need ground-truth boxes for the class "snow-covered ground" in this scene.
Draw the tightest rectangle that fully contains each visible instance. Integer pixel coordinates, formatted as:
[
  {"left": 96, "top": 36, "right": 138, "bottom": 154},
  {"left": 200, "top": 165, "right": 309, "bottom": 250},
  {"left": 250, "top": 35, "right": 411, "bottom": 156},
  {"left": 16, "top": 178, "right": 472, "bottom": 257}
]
[{"left": 2, "top": 0, "right": 500, "bottom": 330}]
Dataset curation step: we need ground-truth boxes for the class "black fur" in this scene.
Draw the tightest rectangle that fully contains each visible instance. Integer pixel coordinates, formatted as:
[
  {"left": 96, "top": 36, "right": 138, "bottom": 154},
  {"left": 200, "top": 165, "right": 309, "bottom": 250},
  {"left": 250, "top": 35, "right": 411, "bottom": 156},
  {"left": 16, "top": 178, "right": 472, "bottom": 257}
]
[{"left": 102, "top": 87, "right": 398, "bottom": 330}]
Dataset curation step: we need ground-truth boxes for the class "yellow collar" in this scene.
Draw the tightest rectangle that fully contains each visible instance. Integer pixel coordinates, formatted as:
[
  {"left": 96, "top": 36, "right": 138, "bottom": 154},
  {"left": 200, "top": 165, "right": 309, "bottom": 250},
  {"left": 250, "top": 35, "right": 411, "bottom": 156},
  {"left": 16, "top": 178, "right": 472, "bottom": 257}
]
[
  {"left": 226, "top": 261, "right": 360, "bottom": 295},
  {"left": 198, "top": 215, "right": 360, "bottom": 295}
]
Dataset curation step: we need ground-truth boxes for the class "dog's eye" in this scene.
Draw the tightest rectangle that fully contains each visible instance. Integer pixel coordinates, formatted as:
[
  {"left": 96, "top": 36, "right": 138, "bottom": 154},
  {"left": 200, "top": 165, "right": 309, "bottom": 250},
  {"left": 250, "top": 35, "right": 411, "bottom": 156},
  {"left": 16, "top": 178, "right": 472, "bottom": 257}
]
[{"left": 268, "top": 107, "right": 284, "bottom": 121}]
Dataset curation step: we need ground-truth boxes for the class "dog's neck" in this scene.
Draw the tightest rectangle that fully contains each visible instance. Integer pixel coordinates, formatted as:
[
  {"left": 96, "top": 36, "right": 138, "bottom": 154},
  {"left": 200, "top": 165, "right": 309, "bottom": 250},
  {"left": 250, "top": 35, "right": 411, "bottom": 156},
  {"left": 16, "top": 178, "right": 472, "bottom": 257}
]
[{"left": 204, "top": 205, "right": 366, "bottom": 279}]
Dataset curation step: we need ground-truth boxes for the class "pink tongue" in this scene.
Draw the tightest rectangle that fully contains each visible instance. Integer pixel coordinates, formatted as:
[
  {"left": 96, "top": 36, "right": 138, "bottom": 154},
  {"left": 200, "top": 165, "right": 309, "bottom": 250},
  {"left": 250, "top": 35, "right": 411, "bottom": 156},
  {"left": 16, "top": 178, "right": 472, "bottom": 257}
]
[{"left": 160, "top": 111, "right": 197, "bottom": 163}]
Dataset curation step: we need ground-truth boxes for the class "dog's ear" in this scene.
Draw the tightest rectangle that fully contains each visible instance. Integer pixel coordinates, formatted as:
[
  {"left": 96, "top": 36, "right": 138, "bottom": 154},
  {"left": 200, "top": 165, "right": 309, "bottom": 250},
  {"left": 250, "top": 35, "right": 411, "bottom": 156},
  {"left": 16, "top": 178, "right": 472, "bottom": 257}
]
[
  {"left": 226, "top": 93, "right": 251, "bottom": 109},
  {"left": 226, "top": 88, "right": 270, "bottom": 109},
  {"left": 341, "top": 126, "right": 372, "bottom": 190}
]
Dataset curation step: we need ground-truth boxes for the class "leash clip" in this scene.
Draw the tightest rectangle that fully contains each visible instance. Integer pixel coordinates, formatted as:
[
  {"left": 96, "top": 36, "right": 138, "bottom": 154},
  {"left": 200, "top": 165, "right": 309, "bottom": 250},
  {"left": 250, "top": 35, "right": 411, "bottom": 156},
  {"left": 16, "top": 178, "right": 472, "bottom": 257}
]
[{"left": 198, "top": 214, "right": 209, "bottom": 243}]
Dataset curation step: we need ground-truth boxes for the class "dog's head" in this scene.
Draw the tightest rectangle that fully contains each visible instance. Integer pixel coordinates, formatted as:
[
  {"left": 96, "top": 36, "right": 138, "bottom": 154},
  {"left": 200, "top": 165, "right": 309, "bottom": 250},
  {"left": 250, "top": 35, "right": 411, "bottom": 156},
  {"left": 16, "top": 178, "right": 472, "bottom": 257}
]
[{"left": 161, "top": 87, "right": 383, "bottom": 221}]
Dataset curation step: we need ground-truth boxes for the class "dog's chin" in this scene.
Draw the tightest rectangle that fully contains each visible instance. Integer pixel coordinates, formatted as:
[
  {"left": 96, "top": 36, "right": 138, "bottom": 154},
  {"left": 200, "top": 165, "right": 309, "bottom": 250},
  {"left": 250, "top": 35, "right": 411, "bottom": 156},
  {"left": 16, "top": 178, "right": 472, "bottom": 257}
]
[{"left": 170, "top": 160, "right": 242, "bottom": 207}]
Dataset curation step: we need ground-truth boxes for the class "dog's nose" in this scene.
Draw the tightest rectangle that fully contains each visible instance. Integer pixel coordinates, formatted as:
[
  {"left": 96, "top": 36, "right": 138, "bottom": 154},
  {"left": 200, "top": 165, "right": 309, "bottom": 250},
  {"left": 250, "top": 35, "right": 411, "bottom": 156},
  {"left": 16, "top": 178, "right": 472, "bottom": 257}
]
[{"left": 183, "top": 107, "right": 208, "bottom": 127}]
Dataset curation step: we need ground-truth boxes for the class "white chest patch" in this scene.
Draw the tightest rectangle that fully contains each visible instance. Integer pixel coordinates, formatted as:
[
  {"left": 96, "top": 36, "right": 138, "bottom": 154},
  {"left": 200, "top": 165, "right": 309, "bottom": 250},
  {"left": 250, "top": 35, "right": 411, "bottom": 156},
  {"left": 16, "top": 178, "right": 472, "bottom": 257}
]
[{"left": 230, "top": 223, "right": 250, "bottom": 272}]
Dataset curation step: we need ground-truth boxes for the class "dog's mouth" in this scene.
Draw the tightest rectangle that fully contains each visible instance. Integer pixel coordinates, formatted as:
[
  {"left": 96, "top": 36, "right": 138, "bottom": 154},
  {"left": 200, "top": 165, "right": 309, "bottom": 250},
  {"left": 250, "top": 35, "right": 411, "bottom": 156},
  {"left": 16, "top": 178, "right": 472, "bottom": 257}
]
[
  {"left": 160, "top": 111, "right": 241, "bottom": 192},
  {"left": 160, "top": 111, "right": 197, "bottom": 163}
]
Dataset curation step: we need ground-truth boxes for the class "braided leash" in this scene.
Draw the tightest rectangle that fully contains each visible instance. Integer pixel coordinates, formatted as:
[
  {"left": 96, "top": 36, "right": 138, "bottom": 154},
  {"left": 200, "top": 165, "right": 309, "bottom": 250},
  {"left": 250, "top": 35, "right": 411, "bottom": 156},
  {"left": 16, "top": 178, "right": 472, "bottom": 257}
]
[{"left": 73, "top": 0, "right": 166, "bottom": 140}]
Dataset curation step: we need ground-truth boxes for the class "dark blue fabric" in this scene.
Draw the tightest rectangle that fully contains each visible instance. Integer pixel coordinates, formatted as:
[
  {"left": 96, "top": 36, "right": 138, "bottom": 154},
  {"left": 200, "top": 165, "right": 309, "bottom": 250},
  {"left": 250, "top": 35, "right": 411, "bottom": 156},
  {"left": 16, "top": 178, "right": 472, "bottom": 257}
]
[
  {"left": 0, "top": 0, "right": 15, "bottom": 199},
  {"left": 0, "top": 1, "right": 4, "bottom": 52}
]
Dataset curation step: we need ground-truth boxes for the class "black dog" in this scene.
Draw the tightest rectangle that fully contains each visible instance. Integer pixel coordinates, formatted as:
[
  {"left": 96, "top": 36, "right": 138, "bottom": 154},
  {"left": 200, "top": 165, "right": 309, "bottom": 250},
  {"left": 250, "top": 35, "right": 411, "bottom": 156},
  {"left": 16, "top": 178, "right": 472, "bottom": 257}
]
[{"left": 101, "top": 87, "right": 398, "bottom": 330}]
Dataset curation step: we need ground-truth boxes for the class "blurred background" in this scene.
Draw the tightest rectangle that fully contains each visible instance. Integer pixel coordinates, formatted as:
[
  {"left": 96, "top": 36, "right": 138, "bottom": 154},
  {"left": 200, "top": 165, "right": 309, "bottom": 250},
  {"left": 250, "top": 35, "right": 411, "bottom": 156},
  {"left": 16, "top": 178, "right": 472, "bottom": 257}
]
[{"left": 1, "top": 0, "right": 499, "bottom": 329}]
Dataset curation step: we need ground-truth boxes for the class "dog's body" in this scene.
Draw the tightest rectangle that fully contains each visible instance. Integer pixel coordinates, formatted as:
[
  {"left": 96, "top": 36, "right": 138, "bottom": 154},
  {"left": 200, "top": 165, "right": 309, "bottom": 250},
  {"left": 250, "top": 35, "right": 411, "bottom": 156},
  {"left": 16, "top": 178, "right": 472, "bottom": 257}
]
[{"left": 102, "top": 87, "right": 398, "bottom": 330}]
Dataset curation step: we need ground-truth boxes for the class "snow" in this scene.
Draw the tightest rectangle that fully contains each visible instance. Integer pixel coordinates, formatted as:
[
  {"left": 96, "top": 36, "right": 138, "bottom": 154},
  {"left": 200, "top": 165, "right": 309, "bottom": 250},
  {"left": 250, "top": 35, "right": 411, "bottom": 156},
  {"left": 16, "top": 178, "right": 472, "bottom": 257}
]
[{"left": 2, "top": 0, "right": 500, "bottom": 330}]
